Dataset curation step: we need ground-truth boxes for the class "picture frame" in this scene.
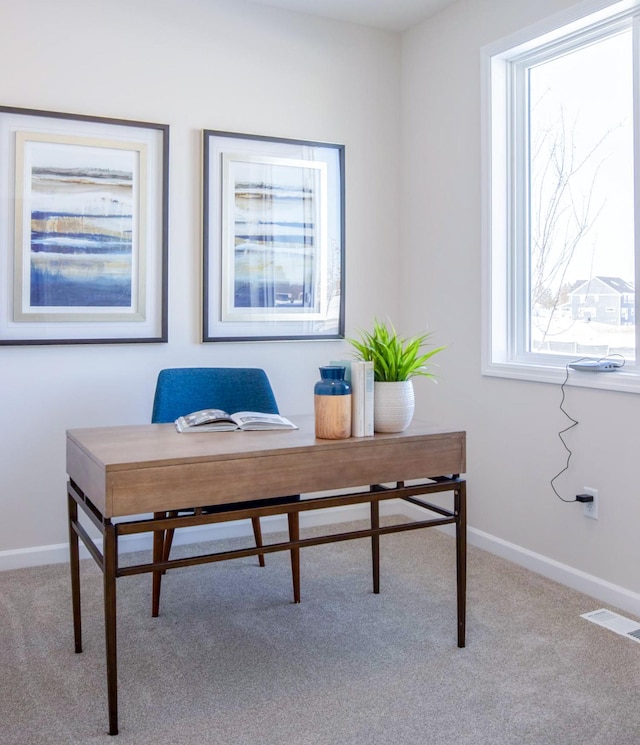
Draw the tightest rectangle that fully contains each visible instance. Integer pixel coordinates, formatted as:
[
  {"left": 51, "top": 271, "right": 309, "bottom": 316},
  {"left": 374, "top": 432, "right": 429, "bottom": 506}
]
[
  {"left": 203, "top": 130, "right": 345, "bottom": 341},
  {"left": 0, "top": 106, "right": 168, "bottom": 345}
]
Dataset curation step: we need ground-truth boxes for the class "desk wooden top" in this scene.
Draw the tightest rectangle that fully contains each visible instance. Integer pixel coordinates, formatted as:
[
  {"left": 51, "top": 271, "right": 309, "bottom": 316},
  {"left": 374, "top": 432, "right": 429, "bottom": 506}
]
[{"left": 67, "top": 415, "right": 465, "bottom": 518}]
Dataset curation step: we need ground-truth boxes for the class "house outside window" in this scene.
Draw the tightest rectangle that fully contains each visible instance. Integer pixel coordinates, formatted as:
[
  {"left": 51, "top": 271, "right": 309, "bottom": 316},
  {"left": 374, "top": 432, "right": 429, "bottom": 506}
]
[{"left": 482, "top": 0, "right": 640, "bottom": 392}]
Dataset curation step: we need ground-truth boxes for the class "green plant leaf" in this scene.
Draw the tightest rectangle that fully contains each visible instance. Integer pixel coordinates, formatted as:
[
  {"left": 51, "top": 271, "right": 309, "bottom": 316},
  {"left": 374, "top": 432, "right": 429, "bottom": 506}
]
[{"left": 347, "top": 319, "right": 445, "bottom": 382}]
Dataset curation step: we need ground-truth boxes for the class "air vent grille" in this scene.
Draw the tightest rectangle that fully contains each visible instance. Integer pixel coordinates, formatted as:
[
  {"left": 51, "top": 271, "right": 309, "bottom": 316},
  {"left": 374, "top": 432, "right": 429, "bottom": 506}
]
[{"left": 581, "top": 609, "right": 640, "bottom": 643}]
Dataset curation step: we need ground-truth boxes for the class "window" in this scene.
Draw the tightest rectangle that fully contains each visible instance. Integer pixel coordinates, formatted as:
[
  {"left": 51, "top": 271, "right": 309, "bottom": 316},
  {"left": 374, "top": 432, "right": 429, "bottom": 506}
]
[{"left": 482, "top": 0, "right": 640, "bottom": 392}]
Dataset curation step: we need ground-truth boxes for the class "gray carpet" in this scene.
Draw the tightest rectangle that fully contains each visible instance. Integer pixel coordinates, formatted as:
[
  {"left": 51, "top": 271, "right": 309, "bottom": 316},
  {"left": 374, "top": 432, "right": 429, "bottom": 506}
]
[{"left": 1, "top": 520, "right": 639, "bottom": 744}]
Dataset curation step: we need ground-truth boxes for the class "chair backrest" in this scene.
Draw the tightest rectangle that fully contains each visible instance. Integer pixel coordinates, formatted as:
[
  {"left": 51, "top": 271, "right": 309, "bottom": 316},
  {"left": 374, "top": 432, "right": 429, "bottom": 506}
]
[{"left": 151, "top": 368, "right": 280, "bottom": 424}]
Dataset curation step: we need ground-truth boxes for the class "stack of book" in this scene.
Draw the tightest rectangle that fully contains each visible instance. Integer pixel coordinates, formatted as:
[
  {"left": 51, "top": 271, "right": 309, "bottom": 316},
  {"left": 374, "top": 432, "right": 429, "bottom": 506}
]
[{"left": 330, "top": 360, "right": 374, "bottom": 437}]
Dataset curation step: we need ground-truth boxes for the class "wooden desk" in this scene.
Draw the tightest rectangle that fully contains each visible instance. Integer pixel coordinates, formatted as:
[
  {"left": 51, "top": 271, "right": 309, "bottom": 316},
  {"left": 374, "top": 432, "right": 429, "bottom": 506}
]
[{"left": 66, "top": 416, "right": 466, "bottom": 736}]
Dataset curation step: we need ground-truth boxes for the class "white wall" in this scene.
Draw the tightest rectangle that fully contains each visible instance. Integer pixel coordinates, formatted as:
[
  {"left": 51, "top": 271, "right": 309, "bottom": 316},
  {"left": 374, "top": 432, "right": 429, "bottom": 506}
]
[
  {"left": 402, "top": 0, "right": 640, "bottom": 606},
  {"left": 0, "top": 0, "right": 401, "bottom": 553},
  {"left": 3, "top": 0, "right": 640, "bottom": 614}
]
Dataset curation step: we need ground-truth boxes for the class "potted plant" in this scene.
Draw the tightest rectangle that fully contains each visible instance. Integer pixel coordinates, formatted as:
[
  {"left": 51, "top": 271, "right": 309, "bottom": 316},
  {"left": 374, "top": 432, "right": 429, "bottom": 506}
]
[{"left": 348, "top": 319, "right": 445, "bottom": 432}]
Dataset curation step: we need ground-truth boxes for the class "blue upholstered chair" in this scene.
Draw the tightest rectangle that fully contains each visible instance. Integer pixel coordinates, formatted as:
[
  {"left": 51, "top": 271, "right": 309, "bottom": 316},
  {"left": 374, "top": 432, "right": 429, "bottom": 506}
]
[
  {"left": 151, "top": 367, "right": 281, "bottom": 425},
  {"left": 151, "top": 367, "right": 299, "bottom": 615}
]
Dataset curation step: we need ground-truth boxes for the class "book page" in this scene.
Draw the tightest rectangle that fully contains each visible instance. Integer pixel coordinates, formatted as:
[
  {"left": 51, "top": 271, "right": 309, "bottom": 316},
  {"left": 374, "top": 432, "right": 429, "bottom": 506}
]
[{"left": 181, "top": 409, "right": 231, "bottom": 427}]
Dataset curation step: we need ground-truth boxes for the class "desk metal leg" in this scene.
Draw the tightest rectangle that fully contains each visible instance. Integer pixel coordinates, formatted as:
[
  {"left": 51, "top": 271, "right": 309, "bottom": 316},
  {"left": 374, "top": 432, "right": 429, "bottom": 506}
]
[
  {"left": 287, "top": 512, "right": 300, "bottom": 603},
  {"left": 370, "top": 500, "right": 380, "bottom": 594},
  {"left": 104, "top": 522, "right": 119, "bottom": 736},
  {"left": 151, "top": 513, "right": 164, "bottom": 618},
  {"left": 68, "top": 490, "right": 82, "bottom": 654},
  {"left": 455, "top": 481, "right": 467, "bottom": 648},
  {"left": 251, "top": 516, "right": 266, "bottom": 568}
]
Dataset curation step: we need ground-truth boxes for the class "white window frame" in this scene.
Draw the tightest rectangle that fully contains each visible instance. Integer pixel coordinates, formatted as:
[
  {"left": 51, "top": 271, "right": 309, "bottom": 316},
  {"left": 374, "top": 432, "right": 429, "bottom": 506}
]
[{"left": 481, "top": 0, "right": 640, "bottom": 393}]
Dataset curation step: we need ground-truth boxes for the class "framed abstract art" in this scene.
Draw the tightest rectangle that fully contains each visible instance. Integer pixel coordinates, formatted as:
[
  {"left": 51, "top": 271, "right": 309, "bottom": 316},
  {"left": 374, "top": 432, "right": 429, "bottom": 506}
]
[
  {"left": 203, "top": 130, "right": 345, "bottom": 342},
  {"left": 0, "top": 106, "right": 168, "bottom": 344}
]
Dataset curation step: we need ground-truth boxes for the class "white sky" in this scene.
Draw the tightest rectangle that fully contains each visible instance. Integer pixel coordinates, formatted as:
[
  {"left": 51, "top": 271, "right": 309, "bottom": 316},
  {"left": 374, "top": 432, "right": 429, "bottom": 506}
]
[{"left": 529, "top": 27, "right": 634, "bottom": 285}]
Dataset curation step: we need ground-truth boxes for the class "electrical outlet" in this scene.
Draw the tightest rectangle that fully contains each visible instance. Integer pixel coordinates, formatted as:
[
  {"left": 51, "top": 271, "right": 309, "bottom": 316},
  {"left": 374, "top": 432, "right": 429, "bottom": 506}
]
[{"left": 583, "top": 487, "right": 598, "bottom": 520}]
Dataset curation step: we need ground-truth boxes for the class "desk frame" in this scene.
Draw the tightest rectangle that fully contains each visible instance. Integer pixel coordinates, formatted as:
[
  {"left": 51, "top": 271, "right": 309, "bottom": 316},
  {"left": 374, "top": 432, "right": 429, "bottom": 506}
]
[{"left": 66, "top": 423, "right": 466, "bottom": 736}]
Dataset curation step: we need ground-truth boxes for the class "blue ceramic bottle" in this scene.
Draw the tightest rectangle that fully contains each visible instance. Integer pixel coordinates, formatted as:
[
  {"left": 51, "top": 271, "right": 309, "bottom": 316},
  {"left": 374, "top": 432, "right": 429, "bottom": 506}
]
[{"left": 314, "top": 366, "right": 352, "bottom": 439}]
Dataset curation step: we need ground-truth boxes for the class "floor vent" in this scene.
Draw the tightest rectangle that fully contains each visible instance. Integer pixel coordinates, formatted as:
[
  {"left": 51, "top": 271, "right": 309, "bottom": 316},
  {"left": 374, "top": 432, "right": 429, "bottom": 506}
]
[{"left": 581, "top": 608, "right": 640, "bottom": 643}]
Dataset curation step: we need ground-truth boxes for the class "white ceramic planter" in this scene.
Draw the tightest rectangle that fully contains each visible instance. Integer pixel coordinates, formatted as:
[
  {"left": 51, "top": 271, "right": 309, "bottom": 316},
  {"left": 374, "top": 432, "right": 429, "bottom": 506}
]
[{"left": 373, "top": 380, "right": 415, "bottom": 433}]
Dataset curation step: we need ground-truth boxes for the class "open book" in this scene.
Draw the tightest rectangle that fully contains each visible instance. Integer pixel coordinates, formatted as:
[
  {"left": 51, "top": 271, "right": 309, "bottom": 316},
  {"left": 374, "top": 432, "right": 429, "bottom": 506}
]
[{"left": 175, "top": 408, "right": 297, "bottom": 433}]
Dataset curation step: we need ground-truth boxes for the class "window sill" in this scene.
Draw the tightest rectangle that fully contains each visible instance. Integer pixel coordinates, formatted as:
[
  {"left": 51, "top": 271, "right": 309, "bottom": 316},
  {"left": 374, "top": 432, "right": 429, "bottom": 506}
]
[{"left": 482, "top": 359, "right": 640, "bottom": 393}]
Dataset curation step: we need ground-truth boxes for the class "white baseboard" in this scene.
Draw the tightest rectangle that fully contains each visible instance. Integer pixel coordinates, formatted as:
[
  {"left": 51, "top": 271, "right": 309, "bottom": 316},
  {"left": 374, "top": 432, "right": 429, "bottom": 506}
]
[
  {"left": 3, "top": 499, "right": 639, "bottom": 619},
  {"left": 397, "top": 501, "right": 640, "bottom": 618},
  {"left": 0, "top": 503, "right": 373, "bottom": 571},
  {"left": 467, "top": 526, "right": 640, "bottom": 618}
]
